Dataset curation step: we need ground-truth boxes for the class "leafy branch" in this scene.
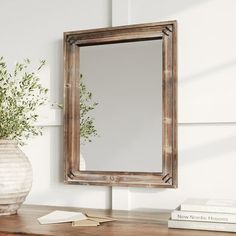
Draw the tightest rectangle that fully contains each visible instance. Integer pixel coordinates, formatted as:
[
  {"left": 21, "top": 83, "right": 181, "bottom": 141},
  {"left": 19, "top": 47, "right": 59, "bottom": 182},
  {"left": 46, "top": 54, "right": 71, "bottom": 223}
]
[
  {"left": 0, "top": 57, "right": 48, "bottom": 145},
  {"left": 80, "top": 74, "right": 98, "bottom": 143}
]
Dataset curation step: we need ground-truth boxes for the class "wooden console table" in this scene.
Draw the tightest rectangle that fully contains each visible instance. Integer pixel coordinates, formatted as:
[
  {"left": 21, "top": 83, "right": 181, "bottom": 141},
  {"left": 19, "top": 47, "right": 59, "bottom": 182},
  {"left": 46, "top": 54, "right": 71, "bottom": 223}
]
[{"left": 0, "top": 205, "right": 232, "bottom": 236}]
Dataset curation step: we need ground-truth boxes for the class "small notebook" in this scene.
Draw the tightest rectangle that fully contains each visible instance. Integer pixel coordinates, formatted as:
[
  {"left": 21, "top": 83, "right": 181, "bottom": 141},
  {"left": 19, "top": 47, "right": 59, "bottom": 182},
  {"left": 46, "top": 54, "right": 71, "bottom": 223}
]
[
  {"left": 72, "top": 219, "right": 100, "bottom": 227},
  {"left": 87, "top": 213, "right": 115, "bottom": 223},
  {"left": 37, "top": 210, "right": 87, "bottom": 225},
  {"left": 72, "top": 213, "right": 116, "bottom": 227}
]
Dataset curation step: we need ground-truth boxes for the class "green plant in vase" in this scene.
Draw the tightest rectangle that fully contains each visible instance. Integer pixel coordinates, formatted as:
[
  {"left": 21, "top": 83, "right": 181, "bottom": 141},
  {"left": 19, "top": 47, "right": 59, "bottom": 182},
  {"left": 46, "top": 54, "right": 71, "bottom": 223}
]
[
  {"left": 0, "top": 56, "right": 48, "bottom": 216},
  {"left": 0, "top": 57, "right": 48, "bottom": 145}
]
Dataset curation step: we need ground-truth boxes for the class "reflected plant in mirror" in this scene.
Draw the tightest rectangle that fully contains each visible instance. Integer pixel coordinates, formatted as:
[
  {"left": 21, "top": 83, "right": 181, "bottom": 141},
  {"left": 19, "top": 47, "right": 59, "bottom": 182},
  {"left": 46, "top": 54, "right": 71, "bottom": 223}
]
[
  {"left": 79, "top": 74, "right": 99, "bottom": 144},
  {"left": 79, "top": 74, "right": 99, "bottom": 170}
]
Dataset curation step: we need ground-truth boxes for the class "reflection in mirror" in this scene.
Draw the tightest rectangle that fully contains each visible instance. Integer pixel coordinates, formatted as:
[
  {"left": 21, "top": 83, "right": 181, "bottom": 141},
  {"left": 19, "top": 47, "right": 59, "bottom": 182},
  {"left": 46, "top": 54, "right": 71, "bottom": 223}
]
[{"left": 80, "top": 40, "right": 162, "bottom": 172}]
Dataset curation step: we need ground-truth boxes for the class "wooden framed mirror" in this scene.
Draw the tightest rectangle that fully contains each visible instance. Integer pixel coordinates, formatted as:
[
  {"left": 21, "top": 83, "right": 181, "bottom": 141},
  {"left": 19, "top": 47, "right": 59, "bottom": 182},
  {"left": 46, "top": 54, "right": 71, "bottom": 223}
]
[{"left": 64, "top": 21, "right": 177, "bottom": 188}]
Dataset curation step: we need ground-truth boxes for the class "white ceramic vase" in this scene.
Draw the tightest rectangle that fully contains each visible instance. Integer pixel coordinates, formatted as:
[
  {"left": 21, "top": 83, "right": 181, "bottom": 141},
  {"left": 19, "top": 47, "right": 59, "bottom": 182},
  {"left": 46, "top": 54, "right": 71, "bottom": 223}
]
[{"left": 0, "top": 140, "right": 32, "bottom": 215}]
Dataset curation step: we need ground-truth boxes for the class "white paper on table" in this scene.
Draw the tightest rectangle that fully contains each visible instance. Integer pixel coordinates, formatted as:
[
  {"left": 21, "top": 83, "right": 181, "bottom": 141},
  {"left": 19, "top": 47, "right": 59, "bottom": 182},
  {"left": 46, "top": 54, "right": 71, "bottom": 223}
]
[{"left": 37, "top": 210, "right": 87, "bottom": 225}]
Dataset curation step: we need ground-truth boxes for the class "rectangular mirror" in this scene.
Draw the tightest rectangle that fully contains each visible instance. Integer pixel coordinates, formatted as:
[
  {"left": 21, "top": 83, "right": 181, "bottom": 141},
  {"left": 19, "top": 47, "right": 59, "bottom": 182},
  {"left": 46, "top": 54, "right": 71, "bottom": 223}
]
[{"left": 64, "top": 21, "right": 178, "bottom": 188}]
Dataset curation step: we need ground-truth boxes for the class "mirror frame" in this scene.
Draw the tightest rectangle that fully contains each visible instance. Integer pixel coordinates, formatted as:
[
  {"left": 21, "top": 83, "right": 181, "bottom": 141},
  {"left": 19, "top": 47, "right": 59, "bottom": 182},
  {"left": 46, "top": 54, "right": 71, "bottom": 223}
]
[{"left": 64, "top": 21, "right": 178, "bottom": 188}]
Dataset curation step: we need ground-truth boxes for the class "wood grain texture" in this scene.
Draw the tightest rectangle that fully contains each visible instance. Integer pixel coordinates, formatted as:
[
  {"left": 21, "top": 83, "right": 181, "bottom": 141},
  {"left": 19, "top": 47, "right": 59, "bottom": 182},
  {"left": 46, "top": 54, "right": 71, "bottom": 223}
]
[
  {"left": 64, "top": 21, "right": 178, "bottom": 188},
  {"left": 0, "top": 205, "right": 231, "bottom": 236},
  {"left": 0, "top": 140, "right": 32, "bottom": 216}
]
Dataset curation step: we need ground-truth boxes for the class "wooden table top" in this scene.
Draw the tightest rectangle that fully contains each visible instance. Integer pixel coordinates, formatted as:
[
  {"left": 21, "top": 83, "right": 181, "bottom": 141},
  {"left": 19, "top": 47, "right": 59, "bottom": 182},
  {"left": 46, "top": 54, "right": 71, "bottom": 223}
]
[{"left": 0, "top": 204, "right": 234, "bottom": 236}]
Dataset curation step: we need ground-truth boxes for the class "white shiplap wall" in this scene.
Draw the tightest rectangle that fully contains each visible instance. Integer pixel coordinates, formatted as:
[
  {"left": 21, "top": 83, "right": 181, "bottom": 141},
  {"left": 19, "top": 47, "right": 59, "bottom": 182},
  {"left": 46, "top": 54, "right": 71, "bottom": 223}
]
[{"left": 1, "top": 0, "right": 236, "bottom": 210}]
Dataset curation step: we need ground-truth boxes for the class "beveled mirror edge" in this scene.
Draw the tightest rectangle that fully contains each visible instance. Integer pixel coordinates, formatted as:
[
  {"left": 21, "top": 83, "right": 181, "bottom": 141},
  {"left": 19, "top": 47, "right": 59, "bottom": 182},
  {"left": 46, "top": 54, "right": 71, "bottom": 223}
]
[{"left": 64, "top": 20, "right": 178, "bottom": 188}]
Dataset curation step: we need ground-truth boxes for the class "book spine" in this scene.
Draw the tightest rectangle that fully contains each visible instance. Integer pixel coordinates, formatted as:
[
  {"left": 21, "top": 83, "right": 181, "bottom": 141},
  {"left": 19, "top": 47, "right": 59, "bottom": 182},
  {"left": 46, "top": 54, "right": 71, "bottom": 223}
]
[
  {"left": 171, "top": 210, "right": 236, "bottom": 223},
  {"left": 180, "top": 204, "right": 236, "bottom": 214},
  {"left": 168, "top": 219, "right": 236, "bottom": 233}
]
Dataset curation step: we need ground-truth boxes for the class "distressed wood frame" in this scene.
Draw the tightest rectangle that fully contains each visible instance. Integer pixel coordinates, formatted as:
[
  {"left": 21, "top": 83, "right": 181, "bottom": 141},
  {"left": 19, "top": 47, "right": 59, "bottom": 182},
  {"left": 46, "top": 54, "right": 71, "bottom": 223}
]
[{"left": 64, "top": 21, "right": 178, "bottom": 188}]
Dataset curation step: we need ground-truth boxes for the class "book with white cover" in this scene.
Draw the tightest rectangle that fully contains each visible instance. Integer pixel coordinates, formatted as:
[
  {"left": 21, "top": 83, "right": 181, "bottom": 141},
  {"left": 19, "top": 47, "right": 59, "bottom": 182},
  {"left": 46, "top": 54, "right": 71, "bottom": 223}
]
[
  {"left": 168, "top": 219, "right": 236, "bottom": 233},
  {"left": 37, "top": 210, "right": 87, "bottom": 225},
  {"left": 172, "top": 207, "right": 236, "bottom": 224},
  {"left": 180, "top": 199, "right": 236, "bottom": 214}
]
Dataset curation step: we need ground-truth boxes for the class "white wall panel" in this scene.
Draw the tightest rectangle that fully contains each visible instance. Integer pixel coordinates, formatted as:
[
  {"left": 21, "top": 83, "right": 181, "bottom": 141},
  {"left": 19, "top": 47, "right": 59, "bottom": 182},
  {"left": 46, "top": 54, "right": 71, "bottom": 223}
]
[
  {"left": 130, "top": 0, "right": 236, "bottom": 123},
  {"left": 129, "top": 124, "right": 236, "bottom": 210}
]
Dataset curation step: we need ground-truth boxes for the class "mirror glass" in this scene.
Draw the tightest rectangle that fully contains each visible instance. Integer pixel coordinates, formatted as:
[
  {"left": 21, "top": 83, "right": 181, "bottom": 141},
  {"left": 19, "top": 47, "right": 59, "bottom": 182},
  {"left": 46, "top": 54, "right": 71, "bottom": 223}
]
[{"left": 80, "top": 39, "right": 163, "bottom": 172}]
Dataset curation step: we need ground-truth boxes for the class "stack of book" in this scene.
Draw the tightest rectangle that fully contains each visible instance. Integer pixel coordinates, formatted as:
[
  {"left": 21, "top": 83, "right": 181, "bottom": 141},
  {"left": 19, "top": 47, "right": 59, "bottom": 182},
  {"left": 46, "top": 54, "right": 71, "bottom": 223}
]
[{"left": 168, "top": 198, "right": 236, "bottom": 233}]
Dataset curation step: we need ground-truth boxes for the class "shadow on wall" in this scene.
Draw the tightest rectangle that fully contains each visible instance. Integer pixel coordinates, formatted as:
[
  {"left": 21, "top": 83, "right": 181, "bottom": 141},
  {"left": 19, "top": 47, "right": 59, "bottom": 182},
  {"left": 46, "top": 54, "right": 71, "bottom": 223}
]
[
  {"left": 131, "top": 0, "right": 212, "bottom": 21},
  {"left": 180, "top": 131, "right": 236, "bottom": 166},
  {"left": 49, "top": 39, "right": 64, "bottom": 184},
  {"left": 50, "top": 39, "right": 64, "bottom": 103},
  {"left": 179, "top": 59, "right": 236, "bottom": 85},
  {"left": 49, "top": 126, "right": 64, "bottom": 184}
]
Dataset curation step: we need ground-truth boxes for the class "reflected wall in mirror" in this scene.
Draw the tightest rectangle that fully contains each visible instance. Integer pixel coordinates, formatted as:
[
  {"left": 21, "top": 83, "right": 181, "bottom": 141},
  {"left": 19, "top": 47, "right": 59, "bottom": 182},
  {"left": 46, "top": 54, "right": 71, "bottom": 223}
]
[
  {"left": 80, "top": 40, "right": 162, "bottom": 172},
  {"left": 64, "top": 21, "right": 177, "bottom": 188}
]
